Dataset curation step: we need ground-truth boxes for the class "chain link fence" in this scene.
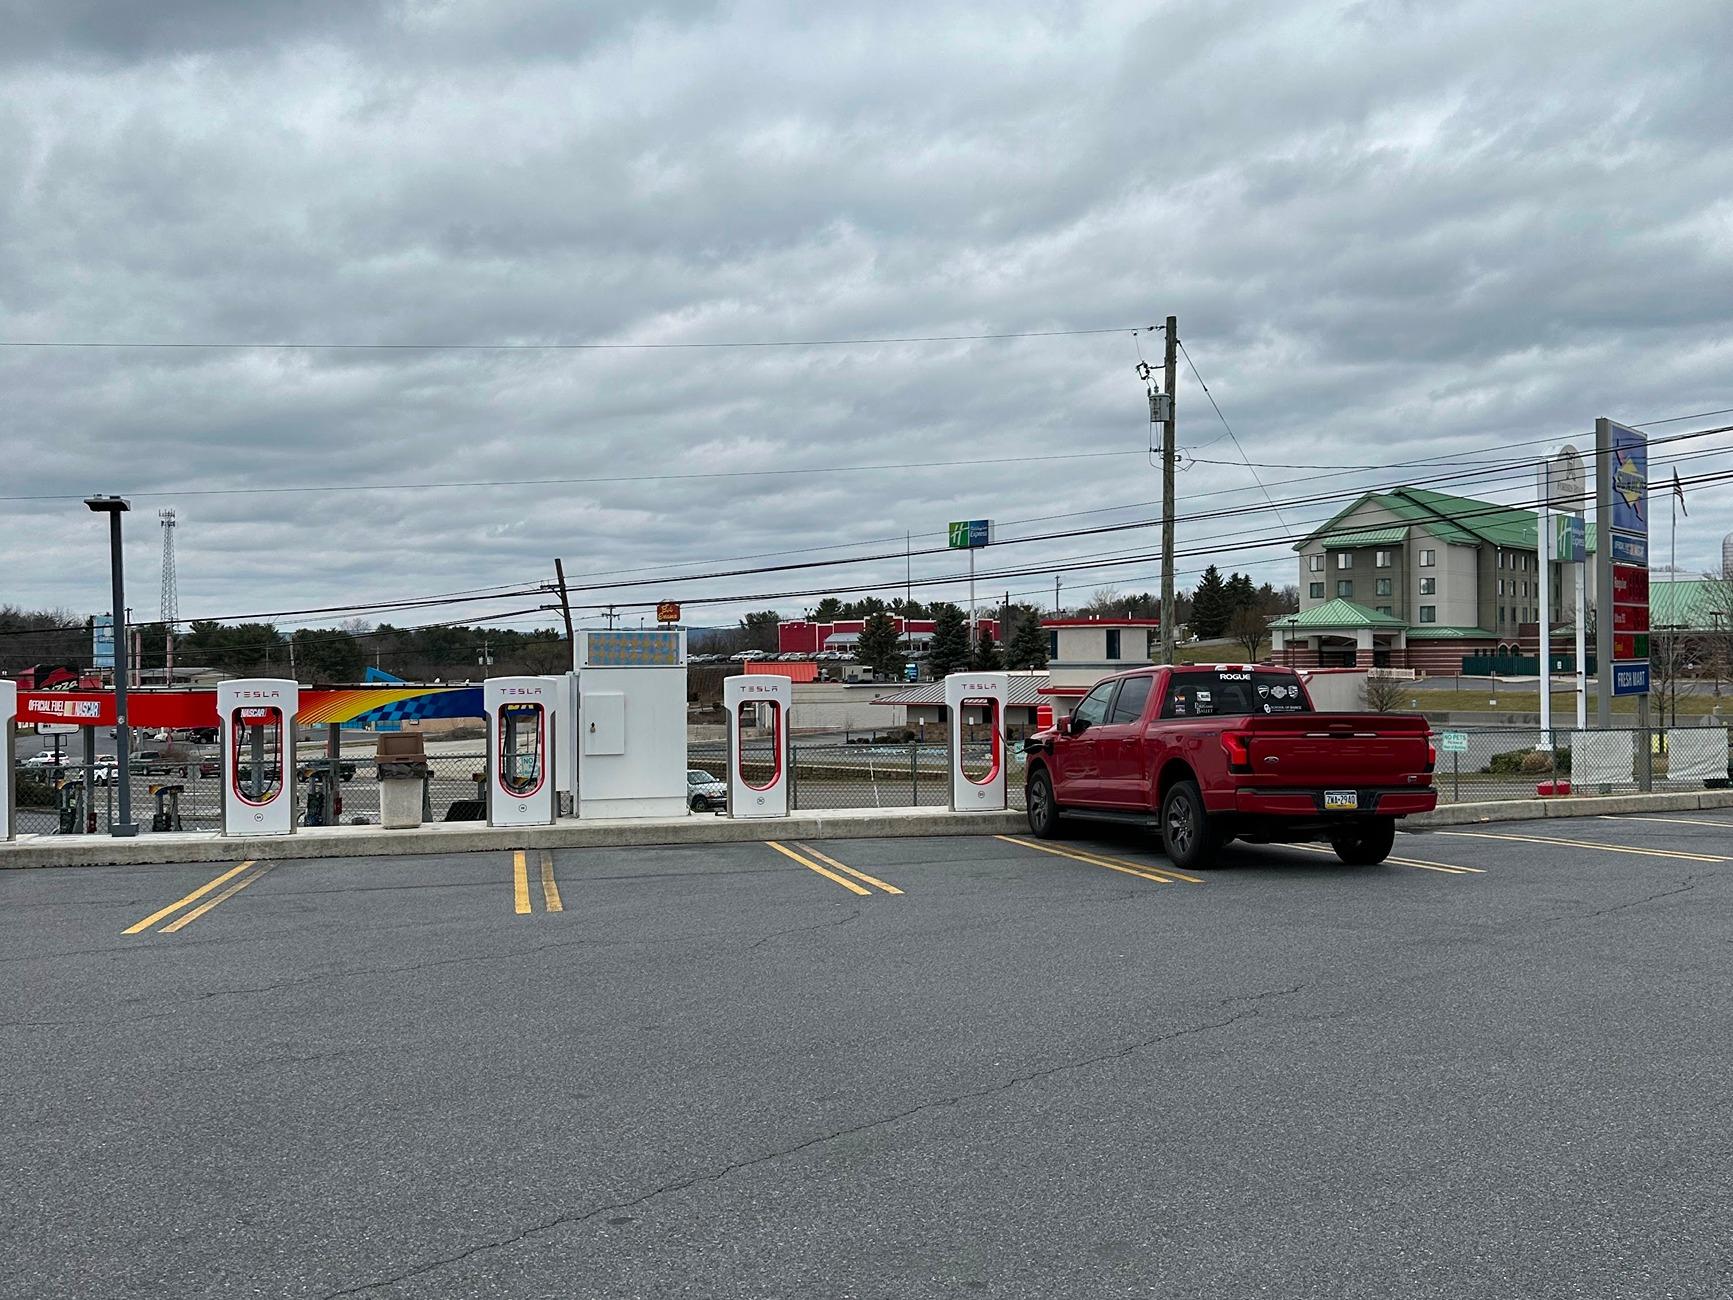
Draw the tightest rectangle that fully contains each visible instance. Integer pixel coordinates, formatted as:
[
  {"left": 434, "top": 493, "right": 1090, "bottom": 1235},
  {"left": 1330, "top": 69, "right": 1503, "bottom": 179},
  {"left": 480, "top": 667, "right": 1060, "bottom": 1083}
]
[
  {"left": 1428, "top": 725, "right": 1732, "bottom": 804},
  {"left": 22, "top": 725, "right": 1726, "bottom": 834}
]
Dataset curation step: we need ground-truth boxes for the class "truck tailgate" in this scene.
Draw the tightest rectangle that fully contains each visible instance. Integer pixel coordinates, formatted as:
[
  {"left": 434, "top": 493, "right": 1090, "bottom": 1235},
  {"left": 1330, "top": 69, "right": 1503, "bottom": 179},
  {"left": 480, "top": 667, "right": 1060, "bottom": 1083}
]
[{"left": 1238, "top": 713, "right": 1432, "bottom": 788}]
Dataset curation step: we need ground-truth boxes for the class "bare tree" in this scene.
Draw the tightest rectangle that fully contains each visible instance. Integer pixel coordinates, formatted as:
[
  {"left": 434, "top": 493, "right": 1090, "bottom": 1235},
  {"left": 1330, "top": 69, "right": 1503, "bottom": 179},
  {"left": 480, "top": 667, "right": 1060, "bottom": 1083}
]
[
  {"left": 1362, "top": 673, "right": 1407, "bottom": 712},
  {"left": 1228, "top": 606, "right": 1268, "bottom": 661}
]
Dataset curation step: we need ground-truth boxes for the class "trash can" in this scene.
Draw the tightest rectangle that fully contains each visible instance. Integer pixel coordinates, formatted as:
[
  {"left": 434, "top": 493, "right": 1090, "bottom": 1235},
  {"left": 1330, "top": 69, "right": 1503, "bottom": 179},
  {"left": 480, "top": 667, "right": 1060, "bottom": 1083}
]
[{"left": 376, "top": 733, "right": 430, "bottom": 829}]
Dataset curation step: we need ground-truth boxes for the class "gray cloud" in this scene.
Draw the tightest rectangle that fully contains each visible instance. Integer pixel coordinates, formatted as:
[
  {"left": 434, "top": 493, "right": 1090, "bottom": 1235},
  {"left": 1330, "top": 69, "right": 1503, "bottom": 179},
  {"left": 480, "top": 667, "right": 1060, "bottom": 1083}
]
[{"left": 2, "top": 0, "right": 1731, "bottom": 645}]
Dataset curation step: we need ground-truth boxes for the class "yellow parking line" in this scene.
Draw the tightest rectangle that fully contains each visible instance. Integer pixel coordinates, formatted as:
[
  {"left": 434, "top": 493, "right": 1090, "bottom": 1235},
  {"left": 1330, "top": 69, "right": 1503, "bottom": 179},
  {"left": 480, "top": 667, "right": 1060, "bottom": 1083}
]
[
  {"left": 513, "top": 850, "right": 532, "bottom": 914},
  {"left": 1287, "top": 843, "right": 1483, "bottom": 874},
  {"left": 540, "top": 851, "right": 564, "bottom": 913},
  {"left": 1598, "top": 814, "right": 1733, "bottom": 830},
  {"left": 160, "top": 863, "right": 276, "bottom": 933},
  {"left": 997, "top": 835, "right": 1178, "bottom": 885},
  {"left": 1436, "top": 829, "right": 1727, "bottom": 864},
  {"left": 766, "top": 841, "right": 872, "bottom": 895},
  {"left": 795, "top": 843, "right": 903, "bottom": 895},
  {"left": 124, "top": 860, "right": 257, "bottom": 934}
]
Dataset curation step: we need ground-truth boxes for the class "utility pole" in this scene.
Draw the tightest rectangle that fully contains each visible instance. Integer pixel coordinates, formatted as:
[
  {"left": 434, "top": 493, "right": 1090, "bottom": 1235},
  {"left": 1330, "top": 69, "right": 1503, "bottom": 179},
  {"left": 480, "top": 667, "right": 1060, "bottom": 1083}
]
[
  {"left": 1160, "top": 314, "right": 1178, "bottom": 664},
  {"left": 553, "top": 559, "right": 575, "bottom": 665},
  {"left": 1054, "top": 576, "right": 1061, "bottom": 614},
  {"left": 605, "top": 604, "right": 617, "bottom": 630},
  {"left": 477, "top": 638, "right": 495, "bottom": 678}
]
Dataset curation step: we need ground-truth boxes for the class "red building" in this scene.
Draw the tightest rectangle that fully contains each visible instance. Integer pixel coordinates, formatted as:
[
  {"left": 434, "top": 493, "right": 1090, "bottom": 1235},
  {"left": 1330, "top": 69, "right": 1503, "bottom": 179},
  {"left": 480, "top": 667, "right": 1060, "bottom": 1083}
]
[{"left": 779, "top": 616, "right": 1001, "bottom": 655}]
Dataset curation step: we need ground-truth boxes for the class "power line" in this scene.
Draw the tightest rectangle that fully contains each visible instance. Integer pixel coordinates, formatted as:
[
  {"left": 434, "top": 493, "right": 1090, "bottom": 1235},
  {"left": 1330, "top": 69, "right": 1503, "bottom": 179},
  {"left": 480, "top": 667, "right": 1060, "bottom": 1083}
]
[
  {"left": 1176, "top": 337, "right": 1292, "bottom": 531},
  {"left": 546, "top": 404, "right": 1733, "bottom": 585},
  {"left": 0, "top": 325, "right": 1159, "bottom": 352},
  {"left": 549, "top": 423, "right": 1733, "bottom": 598},
  {"left": 0, "top": 448, "right": 1145, "bottom": 503},
  {"left": 579, "top": 457, "right": 1733, "bottom": 614}
]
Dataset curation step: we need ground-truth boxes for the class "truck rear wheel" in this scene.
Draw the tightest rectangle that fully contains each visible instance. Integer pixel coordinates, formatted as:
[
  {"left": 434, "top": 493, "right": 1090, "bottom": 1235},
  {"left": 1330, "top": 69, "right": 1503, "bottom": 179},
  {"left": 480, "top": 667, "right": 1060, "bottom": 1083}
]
[
  {"left": 1026, "top": 768, "right": 1064, "bottom": 839},
  {"left": 1160, "top": 780, "right": 1221, "bottom": 870},
  {"left": 1330, "top": 818, "right": 1396, "bottom": 866}
]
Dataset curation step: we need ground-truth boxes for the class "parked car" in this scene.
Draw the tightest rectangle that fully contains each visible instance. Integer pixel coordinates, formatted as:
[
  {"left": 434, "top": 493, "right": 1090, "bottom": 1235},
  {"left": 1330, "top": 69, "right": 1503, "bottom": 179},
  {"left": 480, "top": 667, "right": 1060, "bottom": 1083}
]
[
  {"left": 297, "top": 758, "right": 359, "bottom": 783},
  {"left": 687, "top": 768, "right": 729, "bottom": 812},
  {"left": 134, "top": 749, "right": 193, "bottom": 777},
  {"left": 22, "top": 752, "right": 68, "bottom": 770},
  {"left": 1022, "top": 664, "right": 1437, "bottom": 868}
]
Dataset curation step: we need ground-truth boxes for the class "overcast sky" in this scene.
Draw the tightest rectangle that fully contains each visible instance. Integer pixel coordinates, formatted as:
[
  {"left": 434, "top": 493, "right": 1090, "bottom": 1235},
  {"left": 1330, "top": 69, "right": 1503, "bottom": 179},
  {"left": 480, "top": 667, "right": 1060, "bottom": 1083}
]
[{"left": 3, "top": 0, "right": 1731, "bottom": 641}]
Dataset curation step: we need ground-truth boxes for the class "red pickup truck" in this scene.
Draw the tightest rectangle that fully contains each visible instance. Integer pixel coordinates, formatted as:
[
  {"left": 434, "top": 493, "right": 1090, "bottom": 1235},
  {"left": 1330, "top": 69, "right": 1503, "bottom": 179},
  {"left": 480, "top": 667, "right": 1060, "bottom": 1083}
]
[{"left": 1023, "top": 665, "right": 1437, "bottom": 868}]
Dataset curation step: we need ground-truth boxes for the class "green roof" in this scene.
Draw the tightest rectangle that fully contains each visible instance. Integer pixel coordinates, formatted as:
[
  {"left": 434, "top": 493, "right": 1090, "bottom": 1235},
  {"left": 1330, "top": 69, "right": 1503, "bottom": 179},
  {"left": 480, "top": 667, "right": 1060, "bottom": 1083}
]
[
  {"left": 1269, "top": 599, "right": 1408, "bottom": 631},
  {"left": 1405, "top": 626, "right": 1497, "bottom": 640},
  {"left": 1296, "top": 486, "right": 1553, "bottom": 552},
  {"left": 1652, "top": 579, "right": 1726, "bottom": 629},
  {"left": 1396, "top": 488, "right": 1536, "bottom": 549},
  {"left": 1320, "top": 526, "right": 1408, "bottom": 548}
]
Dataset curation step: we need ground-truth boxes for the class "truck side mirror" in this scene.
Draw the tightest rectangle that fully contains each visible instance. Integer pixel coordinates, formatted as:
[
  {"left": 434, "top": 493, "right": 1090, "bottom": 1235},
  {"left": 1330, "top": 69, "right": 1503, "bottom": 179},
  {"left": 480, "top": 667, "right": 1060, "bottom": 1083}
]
[{"left": 1067, "top": 714, "right": 1089, "bottom": 736}]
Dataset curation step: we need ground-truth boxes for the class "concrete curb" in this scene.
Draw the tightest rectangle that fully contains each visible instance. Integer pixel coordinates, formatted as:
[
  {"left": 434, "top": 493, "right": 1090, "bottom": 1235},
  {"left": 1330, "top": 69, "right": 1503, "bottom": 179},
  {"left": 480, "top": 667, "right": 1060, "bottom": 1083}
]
[
  {"left": 1407, "top": 788, "right": 1733, "bottom": 828},
  {"left": 6, "top": 789, "right": 1731, "bottom": 869},
  {"left": 0, "top": 807, "right": 1030, "bottom": 869}
]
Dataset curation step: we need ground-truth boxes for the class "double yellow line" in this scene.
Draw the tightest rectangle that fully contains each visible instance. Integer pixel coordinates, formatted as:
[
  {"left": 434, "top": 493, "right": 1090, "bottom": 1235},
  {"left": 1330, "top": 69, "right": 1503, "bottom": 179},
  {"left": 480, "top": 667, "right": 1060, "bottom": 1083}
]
[
  {"left": 1437, "top": 828, "right": 1725, "bottom": 864},
  {"left": 997, "top": 835, "right": 1204, "bottom": 885},
  {"left": 513, "top": 849, "right": 563, "bottom": 914},
  {"left": 767, "top": 841, "right": 904, "bottom": 895},
  {"left": 1286, "top": 843, "right": 1485, "bottom": 874},
  {"left": 124, "top": 860, "right": 274, "bottom": 934}
]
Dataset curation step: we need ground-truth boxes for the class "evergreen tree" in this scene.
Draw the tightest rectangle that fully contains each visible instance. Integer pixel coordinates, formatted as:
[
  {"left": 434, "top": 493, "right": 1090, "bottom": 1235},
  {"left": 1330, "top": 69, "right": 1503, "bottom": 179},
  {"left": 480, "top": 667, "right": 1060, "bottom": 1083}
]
[
  {"left": 1225, "top": 572, "right": 1256, "bottom": 617},
  {"left": 855, "top": 612, "right": 904, "bottom": 679},
  {"left": 1190, "top": 565, "right": 1231, "bottom": 638},
  {"left": 972, "top": 624, "right": 1003, "bottom": 670},
  {"left": 927, "top": 602, "right": 971, "bottom": 679},
  {"left": 1005, "top": 607, "right": 1050, "bottom": 669},
  {"left": 812, "top": 597, "right": 844, "bottom": 622}
]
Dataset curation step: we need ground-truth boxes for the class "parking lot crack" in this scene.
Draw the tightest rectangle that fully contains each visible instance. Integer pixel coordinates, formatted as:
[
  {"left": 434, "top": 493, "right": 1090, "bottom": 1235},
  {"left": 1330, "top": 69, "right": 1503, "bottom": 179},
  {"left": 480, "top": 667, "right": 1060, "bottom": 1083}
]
[
  {"left": 318, "top": 988, "right": 1301, "bottom": 1298},
  {"left": 746, "top": 906, "right": 861, "bottom": 949},
  {"left": 1572, "top": 876, "right": 1698, "bottom": 920}
]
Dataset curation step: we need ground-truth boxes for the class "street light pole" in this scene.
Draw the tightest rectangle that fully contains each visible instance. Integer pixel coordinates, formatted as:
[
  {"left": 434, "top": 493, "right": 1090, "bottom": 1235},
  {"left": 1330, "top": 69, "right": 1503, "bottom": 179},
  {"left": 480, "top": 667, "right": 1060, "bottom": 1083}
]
[{"left": 85, "top": 495, "right": 138, "bottom": 837}]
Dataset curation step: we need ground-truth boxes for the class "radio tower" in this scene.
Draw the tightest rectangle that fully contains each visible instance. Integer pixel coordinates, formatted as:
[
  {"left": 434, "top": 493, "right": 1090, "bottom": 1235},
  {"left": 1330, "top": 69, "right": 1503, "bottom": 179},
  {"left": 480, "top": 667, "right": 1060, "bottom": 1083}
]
[{"left": 158, "top": 509, "right": 179, "bottom": 684}]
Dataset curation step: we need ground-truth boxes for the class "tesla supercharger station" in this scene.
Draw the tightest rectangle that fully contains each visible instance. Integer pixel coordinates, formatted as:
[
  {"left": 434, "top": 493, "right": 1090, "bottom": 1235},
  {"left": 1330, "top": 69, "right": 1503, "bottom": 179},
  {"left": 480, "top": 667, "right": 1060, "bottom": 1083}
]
[
  {"left": 575, "top": 629, "right": 688, "bottom": 819},
  {"left": 485, "top": 676, "right": 559, "bottom": 828},
  {"left": 723, "top": 674, "right": 791, "bottom": 818},
  {"left": 218, "top": 678, "right": 299, "bottom": 836},
  {"left": 0, "top": 678, "right": 15, "bottom": 841},
  {"left": 944, "top": 672, "right": 1008, "bottom": 812}
]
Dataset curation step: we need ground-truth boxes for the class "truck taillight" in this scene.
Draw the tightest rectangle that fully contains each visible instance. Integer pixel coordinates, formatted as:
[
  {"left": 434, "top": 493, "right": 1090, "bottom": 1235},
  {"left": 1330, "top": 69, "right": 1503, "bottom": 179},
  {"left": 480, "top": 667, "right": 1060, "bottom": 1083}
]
[
  {"left": 1221, "top": 731, "right": 1252, "bottom": 773},
  {"left": 1425, "top": 742, "right": 1437, "bottom": 773}
]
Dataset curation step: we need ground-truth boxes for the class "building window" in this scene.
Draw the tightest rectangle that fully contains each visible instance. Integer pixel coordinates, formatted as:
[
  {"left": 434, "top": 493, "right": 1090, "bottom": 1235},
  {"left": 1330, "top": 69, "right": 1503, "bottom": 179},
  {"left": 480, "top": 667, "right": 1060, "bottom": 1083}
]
[
  {"left": 1309, "top": 582, "right": 1324, "bottom": 599},
  {"left": 1047, "top": 630, "right": 1059, "bottom": 660},
  {"left": 1375, "top": 578, "right": 1392, "bottom": 596},
  {"left": 1419, "top": 549, "right": 1436, "bottom": 567},
  {"left": 1498, "top": 552, "right": 1505, "bottom": 569},
  {"left": 1499, "top": 607, "right": 1506, "bottom": 624},
  {"left": 1335, "top": 580, "right": 1352, "bottom": 598},
  {"left": 1497, "top": 579, "right": 1505, "bottom": 596},
  {"left": 1105, "top": 629, "right": 1121, "bottom": 660},
  {"left": 1377, "top": 606, "right": 1393, "bottom": 615},
  {"left": 1336, "top": 553, "right": 1352, "bottom": 571},
  {"left": 1375, "top": 550, "right": 1391, "bottom": 568},
  {"left": 1419, "top": 577, "right": 1436, "bottom": 595},
  {"left": 1419, "top": 606, "right": 1436, "bottom": 623},
  {"left": 1308, "top": 554, "right": 1324, "bottom": 572}
]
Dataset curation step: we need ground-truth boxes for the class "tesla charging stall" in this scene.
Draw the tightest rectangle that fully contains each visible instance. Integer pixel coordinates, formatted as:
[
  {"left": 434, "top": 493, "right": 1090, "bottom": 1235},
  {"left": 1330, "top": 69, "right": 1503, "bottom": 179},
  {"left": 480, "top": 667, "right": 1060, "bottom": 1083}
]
[
  {"left": 723, "top": 674, "right": 791, "bottom": 818},
  {"left": 485, "top": 676, "right": 558, "bottom": 828},
  {"left": 944, "top": 672, "right": 1008, "bottom": 811},
  {"left": 1, "top": 679, "right": 15, "bottom": 841},
  {"left": 575, "top": 629, "right": 687, "bottom": 819},
  {"left": 218, "top": 678, "right": 298, "bottom": 836}
]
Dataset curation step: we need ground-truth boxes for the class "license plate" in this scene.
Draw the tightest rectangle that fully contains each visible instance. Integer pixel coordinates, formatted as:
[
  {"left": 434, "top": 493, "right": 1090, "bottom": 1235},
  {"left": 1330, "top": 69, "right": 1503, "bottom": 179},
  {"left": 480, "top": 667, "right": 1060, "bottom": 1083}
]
[{"left": 1324, "top": 790, "right": 1358, "bottom": 811}]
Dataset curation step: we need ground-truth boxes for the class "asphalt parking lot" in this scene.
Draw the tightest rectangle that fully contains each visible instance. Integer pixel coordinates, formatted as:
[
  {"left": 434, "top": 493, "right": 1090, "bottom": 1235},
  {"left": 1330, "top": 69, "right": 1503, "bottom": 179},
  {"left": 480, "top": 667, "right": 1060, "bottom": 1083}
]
[{"left": 4, "top": 815, "right": 1730, "bottom": 1299}]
